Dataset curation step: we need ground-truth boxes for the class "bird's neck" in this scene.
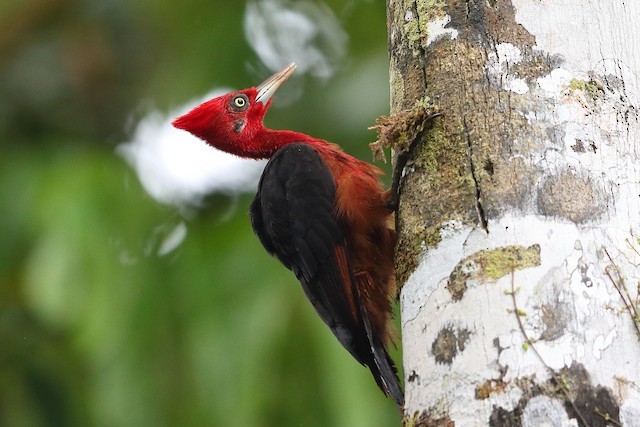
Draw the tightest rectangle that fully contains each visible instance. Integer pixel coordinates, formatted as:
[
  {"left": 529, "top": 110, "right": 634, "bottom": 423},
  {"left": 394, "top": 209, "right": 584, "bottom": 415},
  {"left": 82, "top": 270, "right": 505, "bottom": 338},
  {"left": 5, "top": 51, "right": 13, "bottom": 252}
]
[{"left": 248, "top": 128, "right": 329, "bottom": 159}]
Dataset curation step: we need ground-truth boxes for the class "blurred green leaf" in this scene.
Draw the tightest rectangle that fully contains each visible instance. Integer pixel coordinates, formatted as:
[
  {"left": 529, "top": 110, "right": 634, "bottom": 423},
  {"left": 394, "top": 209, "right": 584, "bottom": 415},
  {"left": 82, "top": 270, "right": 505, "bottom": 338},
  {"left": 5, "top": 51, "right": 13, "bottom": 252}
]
[{"left": 0, "top": 1, "right": 399, "bottom": 426}]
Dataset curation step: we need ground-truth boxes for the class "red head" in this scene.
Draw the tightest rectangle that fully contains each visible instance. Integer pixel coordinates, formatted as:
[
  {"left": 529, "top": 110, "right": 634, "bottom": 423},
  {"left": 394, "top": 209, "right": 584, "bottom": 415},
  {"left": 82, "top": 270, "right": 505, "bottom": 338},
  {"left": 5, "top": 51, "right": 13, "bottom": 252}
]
[{"left": 172, "top": 63, "right": 299, "bottom": 159}]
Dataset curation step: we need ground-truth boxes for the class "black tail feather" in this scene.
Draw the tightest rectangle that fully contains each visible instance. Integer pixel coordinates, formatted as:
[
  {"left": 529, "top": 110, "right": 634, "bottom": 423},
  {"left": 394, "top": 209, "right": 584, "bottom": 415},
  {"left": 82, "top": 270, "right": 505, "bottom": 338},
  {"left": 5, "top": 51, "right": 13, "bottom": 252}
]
[{"left": 360, "top": 308, "right": 404, "bottom": 407}]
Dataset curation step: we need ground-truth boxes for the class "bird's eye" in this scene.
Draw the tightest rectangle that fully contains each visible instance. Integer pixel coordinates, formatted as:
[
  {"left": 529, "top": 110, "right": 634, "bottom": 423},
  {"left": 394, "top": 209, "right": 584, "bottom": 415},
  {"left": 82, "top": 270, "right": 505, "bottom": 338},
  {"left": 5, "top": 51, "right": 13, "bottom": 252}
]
[{"left": 231, "top": 94, "right": 249, "bottom": 111}]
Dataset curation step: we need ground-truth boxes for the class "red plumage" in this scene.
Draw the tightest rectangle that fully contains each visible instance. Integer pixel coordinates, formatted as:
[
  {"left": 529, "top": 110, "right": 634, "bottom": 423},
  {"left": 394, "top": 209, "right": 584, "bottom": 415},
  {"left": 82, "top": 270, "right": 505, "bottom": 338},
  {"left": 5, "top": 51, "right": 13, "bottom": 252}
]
[{"left": 172, "top": 64, "right": 402, "bottom": 406}]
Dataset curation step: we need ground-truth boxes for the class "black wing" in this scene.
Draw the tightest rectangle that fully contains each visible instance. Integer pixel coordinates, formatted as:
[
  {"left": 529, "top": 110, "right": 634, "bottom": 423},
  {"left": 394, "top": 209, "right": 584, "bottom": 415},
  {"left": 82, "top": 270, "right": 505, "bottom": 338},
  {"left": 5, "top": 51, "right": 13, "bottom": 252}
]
[
  {"left": 249, "top": 143, "right": 366, "bottom": 363},
  {"left": 250, "top": 143, "right": 403, "bottom": 406}
]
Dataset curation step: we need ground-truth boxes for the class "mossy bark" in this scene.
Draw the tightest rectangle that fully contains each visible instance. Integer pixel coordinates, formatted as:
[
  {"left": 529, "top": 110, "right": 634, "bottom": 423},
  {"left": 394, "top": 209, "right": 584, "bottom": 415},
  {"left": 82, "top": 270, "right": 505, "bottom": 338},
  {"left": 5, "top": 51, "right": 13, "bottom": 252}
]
[
  {"left": 387, "top": 0, "right": 640, "bottom": 425},
  {"left": 387, "top": 0, "right": 551, "bottom": 286}
]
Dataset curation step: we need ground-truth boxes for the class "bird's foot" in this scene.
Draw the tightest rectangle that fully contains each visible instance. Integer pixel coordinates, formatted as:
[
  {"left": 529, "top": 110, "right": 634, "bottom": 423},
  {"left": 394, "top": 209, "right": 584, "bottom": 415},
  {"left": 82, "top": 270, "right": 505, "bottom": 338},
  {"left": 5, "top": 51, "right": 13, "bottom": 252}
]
[{"left": 386, "top": 112, "right": 442, "bottom": 212}]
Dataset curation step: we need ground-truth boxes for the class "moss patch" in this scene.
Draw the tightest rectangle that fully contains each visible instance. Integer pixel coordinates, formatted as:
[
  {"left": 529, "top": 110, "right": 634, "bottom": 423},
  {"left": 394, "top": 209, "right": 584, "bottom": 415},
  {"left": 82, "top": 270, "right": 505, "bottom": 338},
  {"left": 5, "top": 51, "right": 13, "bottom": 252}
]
[
  {"left": 403, "top": 0, "right": 448, "bottom": 55},
  {"left": 404, "top": 410, "right": 454, "bottom": 427},
  {"left": 480, "top": 245, "right": 541, "bottom": 279},
  {"left": 394, "top": 115, "right": 478, "bottom": 285},
  {"left": 369, "top": 98, "right": 439, "bottom": 162},
  {"left": 511, "top": 50, "right": 559, "bottom": 84},
  {"left": 568, "top": 78, "right": 604, "bottom": 102},
  {"left": 388, "top": 3, "right": 554, "bottom": 288},
  {"left": 446, "top": 245, "right": 541, "bottom": 300}
]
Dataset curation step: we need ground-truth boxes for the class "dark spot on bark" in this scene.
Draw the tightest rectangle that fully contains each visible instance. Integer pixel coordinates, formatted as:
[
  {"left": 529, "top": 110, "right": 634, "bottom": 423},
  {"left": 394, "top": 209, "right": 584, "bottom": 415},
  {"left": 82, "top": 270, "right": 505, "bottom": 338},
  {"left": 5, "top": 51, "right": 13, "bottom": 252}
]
[
  {"left": 571, "top": 139, "right": 597, "bottom": 154},
  {"left": 578, "top": 258, "right": 593, "bottom": 287},
  {"left": 493, "top": 337, "right": 504, "bottom": 353},
  {"left": 603, "top": 73, "right": 625, "bottom": 92},
  {"left": 571, "top": 139, "right": 586, "bottom": 153},
  {"left": 448, "top": 0, "right": 486, "bottom": 38},
  {"left": 539, "top": 301, "right": 571, "bottom": 341},
  {"left": 549, "top": 54, "right": 565, "bottom": 69},
  {"left": 432, "top": 327, "right": 457, "bottom": 364},
  {"left": 489, "top": 363, "right": 620, "bottom": 427},
  {"left": 560, "top": 363, "right": 621, "bottom": 427},
  {"left": 489, "top": 376, "right": 545, "bottom": 425},
  {"left": 445, "top": 261, "right": 471, "bottom": 301},
  {"left": 432, "top": 326, "right": 472, "bottom": 364},
  {"left": 537, "top": 170, "right": 609, "bottom": 224},
  {"left": 511, "top": 51, "right": 558, "bottom": 84},
  {"left": 476, "top": 379, "right": 508, "bottom": 400},
  {"left": 409, "top": 410, "right": 455, "bottom": 427},
  {"left": 483, "top": 158, "right": 495, "bottom": 176},
  {"left": 482, "top": 0, "right": 535, "bottom": 47},
  {"left": 449, "top": 0, "right": 534, "bottom": 47},
  {"left": 408, "top": 370, "right": 419, "bottom": 383},
  {"left": 546, "top": 124, "right": 566, "bottom": 147},
  {"left": 457, "top": 328, "right": 471, "bottom": 351},
  {"left": 490, "top": 405, "right": 522, "bottom": 426}
]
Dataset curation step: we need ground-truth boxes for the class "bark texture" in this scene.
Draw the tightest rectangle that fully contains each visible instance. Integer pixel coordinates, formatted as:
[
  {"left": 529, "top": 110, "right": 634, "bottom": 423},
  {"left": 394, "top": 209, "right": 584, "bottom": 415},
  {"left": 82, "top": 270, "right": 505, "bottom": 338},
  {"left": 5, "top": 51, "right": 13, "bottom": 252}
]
[{"left": 388, "top": 1, "right": 640, "bottom": 425}]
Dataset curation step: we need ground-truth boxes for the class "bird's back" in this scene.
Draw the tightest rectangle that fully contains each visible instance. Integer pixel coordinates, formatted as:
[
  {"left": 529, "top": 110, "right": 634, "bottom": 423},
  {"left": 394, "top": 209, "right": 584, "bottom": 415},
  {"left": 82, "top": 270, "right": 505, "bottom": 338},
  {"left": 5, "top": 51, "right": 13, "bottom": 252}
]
[{"left": 250, "top": 142, "right": 402, "bottom": 406}]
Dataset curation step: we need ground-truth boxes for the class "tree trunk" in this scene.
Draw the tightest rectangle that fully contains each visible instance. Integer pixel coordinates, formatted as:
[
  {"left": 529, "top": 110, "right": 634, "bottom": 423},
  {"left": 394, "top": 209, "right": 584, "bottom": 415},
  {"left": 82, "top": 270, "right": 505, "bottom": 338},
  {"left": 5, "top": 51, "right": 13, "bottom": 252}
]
[{"left": 387, "top": 1, "right": 640, "bottom": 425}]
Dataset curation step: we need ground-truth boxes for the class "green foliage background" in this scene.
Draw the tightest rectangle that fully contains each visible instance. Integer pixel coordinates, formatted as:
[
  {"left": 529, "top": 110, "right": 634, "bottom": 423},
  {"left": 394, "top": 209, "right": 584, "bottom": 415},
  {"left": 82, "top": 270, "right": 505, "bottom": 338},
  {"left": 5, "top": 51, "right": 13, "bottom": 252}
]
[{"left": 0, "top": 0, "right": 398, "bottom": 425}]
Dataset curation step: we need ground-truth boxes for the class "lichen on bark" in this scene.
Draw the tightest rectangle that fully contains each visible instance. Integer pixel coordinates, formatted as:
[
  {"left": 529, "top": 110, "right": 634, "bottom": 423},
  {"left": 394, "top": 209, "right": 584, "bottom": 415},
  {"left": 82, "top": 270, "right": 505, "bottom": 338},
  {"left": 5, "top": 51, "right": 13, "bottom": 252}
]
[
  {"left": 388, "top": 0, "right": 611, "bottom": 286},
  {"left": 446, "top": 244, "right": 541, "bottom": 300},
  {"left": 391, "top": 0, "right": 640, "bottom": 424}
]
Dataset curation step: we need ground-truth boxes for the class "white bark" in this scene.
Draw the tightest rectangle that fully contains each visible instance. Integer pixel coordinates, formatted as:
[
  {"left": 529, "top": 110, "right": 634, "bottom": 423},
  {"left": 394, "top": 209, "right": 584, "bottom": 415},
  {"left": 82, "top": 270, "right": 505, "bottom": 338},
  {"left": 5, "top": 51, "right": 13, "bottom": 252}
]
[{"left": 397, "top": 1, "right": 640, "bottom": 425}]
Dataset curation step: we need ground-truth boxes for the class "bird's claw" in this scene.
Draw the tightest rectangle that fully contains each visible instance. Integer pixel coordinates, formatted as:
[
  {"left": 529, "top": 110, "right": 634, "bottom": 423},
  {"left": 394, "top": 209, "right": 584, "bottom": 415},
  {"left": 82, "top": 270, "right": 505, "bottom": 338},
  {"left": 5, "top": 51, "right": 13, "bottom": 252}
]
[{"left": 386, "top": 112, "right": 442, "bottom": 212}]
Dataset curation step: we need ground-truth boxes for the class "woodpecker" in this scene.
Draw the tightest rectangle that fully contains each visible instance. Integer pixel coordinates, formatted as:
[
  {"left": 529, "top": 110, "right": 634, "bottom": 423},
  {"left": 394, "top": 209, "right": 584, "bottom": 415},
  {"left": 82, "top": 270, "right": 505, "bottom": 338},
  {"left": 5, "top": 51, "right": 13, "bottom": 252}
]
[{"left": 173, "top": 64, "right": 403, "bottom": 406}]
